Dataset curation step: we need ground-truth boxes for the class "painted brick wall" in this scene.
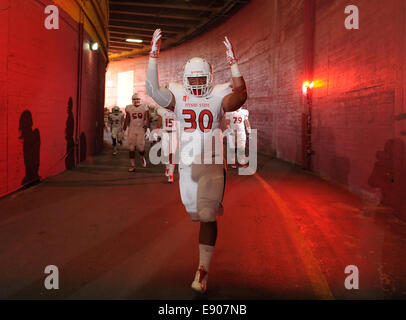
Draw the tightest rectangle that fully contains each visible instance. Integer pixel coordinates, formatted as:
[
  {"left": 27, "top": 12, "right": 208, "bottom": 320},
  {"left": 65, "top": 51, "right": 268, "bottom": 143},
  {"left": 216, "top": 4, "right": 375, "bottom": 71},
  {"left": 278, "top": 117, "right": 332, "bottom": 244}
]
[
  {"left": 0, "top": 0, "right": 9, "bottom": 196},
  {"left": 105, "top": 0, "right": 406, "bottom": 219},
  {"left": 0, "top": 0, "right": 106, "bottom": 197}
]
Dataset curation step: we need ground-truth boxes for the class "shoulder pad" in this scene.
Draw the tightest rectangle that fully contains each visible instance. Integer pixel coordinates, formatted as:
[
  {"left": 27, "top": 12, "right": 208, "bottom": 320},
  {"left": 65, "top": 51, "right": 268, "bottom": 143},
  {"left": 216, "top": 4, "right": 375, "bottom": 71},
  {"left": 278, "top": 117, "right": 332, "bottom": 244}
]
[
  {"left": 211, "top": 82, "right": 232, "bottom": 97},
  {"left": 168, "top": 82, "right": 184, "bottom": 96}
]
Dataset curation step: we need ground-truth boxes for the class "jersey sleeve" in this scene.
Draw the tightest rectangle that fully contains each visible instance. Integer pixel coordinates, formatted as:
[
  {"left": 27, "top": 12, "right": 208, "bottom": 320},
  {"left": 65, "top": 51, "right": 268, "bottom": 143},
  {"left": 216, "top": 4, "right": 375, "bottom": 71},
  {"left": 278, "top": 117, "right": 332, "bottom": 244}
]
[
  {"left": 244, "top": 109, "right": 249, "bottom": 120},
  {"left": 155, "top": 106, "right": 163, "bottom": 118},
  {"left": 125, "top": 105, "right": 131, "bottom": 114}
]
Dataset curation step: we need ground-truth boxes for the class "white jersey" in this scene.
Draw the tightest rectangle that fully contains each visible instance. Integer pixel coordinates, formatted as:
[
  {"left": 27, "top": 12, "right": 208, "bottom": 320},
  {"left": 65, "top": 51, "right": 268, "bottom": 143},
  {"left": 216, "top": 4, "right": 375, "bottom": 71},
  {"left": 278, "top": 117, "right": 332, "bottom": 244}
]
[
  {"left": 226, "top": 108, "right": 249, "bottom": 132},
  {"left": 168, "top": 82, "right": 232, "bottom": 163},
  {"left": 108, "top": 112, "right": 124, "bottom": 129},
  {"left": 156, "top": 106, "right": 177, "bottom": 131},
  {"left": 125, "top": 104, "right": 148, "bottom": 131}
]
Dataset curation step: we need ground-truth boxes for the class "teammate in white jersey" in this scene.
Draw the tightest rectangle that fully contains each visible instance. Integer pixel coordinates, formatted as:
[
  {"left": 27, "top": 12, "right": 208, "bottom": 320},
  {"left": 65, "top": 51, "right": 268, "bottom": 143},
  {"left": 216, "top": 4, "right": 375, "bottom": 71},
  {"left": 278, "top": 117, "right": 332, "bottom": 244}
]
[
  {"left": 123, "top": 93, "right": 150, "bottom": 172},
  {"left": 146, "top": 29, "right": 247, "bottom": 293},
  {"left": 108, "top": 106, "right": 125, "bottom": 155},
  {"left": 154, "top": 105, "right": 178, "bottom": 183},
  {"left": 225, "top": 107, "right": 252, "bottom": 168}
]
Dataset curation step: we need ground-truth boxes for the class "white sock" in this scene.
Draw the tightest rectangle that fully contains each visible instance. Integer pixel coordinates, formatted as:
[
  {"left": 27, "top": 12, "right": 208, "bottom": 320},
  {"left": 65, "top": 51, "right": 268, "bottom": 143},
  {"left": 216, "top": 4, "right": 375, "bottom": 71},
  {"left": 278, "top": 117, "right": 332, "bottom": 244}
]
[{"left": 199, "top": 244, "right": 214, "bottom": 272}]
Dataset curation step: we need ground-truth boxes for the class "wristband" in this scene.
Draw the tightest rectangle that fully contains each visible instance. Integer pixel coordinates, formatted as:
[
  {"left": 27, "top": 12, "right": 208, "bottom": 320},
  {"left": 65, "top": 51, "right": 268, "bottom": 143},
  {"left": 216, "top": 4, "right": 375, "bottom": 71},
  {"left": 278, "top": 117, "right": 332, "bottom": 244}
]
[{"left": 231, "top": 63, "right": 241, "bottom": 77}]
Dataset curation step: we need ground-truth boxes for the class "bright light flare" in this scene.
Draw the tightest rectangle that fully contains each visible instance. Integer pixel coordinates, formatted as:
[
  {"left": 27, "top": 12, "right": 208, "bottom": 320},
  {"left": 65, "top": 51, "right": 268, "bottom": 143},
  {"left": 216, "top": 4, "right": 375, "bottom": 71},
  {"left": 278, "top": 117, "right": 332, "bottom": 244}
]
[
  {"left": 126, "top": 39, "right": 143, "bottom": 43},
  {"left": 302, "top": 81, "right": 314, "bottom": 95},
  {"left": 90, "top": 42, "right": 99, "bottom": 51}
]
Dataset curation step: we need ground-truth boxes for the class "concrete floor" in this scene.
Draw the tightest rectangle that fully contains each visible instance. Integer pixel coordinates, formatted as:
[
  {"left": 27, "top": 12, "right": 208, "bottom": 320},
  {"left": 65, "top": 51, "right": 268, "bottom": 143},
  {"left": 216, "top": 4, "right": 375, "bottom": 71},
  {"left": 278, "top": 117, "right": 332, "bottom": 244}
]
[{"left": 1, "top": 133, "right": 406, "bottom": 300}]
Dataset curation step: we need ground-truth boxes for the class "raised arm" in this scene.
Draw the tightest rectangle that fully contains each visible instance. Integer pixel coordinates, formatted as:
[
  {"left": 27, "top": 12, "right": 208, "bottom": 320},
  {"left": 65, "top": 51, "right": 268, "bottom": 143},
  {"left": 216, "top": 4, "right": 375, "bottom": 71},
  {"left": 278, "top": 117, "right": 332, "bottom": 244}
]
[
  {"left": 221, "top": 37, "right": 247, "bottom": 112},
  {"left": 145, "top": 29, "right": 175, "bottom": 109}
]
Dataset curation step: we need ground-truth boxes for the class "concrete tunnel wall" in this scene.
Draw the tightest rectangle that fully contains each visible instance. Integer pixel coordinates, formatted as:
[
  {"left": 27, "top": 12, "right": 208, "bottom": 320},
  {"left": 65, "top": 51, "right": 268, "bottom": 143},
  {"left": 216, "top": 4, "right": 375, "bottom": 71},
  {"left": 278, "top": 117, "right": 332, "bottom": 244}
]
[
  {"left": 106, "top": 0, "right": 406, "bottom": 220},
  {"left": 0, "top": 0, "right": 107, "bottom": 197}
]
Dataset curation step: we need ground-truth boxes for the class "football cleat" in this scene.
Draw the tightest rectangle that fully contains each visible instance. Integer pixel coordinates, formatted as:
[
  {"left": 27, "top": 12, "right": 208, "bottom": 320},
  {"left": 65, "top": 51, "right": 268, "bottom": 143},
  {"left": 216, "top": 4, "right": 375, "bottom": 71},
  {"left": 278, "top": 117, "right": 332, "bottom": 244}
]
[
  {"left": 231, "top": 164, "right": 237, "bottom": 169},
  {"left": 128, "top": 166, "right": 136, "bottom": 172},
  {"left": 191, "top": 266, "right": 208, "bottom": 293},
  {"left": 113, "top": 151, "right": 118, "bottom": 155}
]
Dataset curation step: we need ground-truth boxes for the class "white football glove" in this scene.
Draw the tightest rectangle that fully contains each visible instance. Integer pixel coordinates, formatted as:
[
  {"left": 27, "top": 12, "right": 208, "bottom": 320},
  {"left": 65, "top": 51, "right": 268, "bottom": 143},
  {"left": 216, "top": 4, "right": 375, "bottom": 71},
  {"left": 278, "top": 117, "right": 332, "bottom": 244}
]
[
  {"left": 144, "top": 128, "right": 151, "bottom": 140},
  {"left": 223, "top": 36, "right": 238, "bottom": 66},
  {"left": 150, "top": 29, "right": 162, "bottom": 58}
]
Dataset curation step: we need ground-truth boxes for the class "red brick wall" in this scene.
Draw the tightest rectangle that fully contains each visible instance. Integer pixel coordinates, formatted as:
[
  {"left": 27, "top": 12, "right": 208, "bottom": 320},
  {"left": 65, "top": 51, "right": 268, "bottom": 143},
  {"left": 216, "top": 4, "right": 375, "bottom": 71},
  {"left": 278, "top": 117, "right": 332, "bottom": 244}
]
[
  {"left": 106, "top": 0, "right": 405, "bottom": 219},
  {"left": 0, "top": 0, "right": 106, "bottom": 197}
]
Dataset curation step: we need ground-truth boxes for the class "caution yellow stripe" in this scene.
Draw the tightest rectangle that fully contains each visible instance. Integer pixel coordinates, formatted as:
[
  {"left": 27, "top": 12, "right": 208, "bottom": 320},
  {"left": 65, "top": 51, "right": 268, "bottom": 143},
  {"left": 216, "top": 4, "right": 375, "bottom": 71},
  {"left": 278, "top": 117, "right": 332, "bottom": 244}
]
[{"left": 254, "top": 173, "right": 335, "bottom": 300}]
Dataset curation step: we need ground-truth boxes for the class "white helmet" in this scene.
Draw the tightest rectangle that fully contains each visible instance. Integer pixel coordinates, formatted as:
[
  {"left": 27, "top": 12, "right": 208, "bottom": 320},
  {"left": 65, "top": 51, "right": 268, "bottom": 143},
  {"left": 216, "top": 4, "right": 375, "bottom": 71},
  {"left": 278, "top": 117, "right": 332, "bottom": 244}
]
[
  {"left": 112, "top": 106, "right": 120, "bottom": 113},
  {"left": 183, "top": 57, "right": 213, "bottom": 97}
]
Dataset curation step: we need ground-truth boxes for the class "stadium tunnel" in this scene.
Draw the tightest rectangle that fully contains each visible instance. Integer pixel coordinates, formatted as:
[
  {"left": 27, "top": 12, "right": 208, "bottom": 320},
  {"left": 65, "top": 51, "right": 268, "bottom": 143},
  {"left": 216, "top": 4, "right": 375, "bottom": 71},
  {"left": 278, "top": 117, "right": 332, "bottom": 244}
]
[{"left": 0, "top": 0, "right": 405, "bottom": 299}]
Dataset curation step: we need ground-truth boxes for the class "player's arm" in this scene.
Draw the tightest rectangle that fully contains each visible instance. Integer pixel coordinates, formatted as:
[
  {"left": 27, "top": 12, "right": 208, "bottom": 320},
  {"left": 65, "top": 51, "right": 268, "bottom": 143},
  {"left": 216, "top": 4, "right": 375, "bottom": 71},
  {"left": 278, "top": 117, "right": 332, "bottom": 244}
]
[
  {"left": 108, "top": 115, "right": 113, "bottom": 130},
  {"left": 225, "top": 118, "right": 231, "bottom": 130},
  {"left": 157, "top": 115, "right": 162, "bottom": 129},
  {"left": 144, "top": 109, "right": 150, "bottom": 129},
  {"left": 146, "top": 29, "right": 176, "bottom": 109},
  {"left": 123, "top": 112, "right": 130, "bottom": 131},
  {"left": 221, "top": 37, "right": 247, "bottom": 113},
  {"left": 244, "top": 118, "right": 252, "bottom": 136}
]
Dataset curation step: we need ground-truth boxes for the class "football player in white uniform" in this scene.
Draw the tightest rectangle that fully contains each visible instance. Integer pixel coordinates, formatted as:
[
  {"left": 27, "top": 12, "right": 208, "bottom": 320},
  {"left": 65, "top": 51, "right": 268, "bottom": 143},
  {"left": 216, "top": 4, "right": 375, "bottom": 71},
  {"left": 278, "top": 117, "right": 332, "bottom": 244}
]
[
  {"left": 123, "top": 93, "right": 150, "bottom": 172},
  {"left": 146, "top": 29, "right": 247, "bottom": 293},
  {"left": 108, "top": 106, "right": 125, "bottom": 155},
  {"left": 225, "top": 107, "right": 251, "bottom": 168},
  {"left": 154, "top": 105, "right": 178, "bottom": 183}
]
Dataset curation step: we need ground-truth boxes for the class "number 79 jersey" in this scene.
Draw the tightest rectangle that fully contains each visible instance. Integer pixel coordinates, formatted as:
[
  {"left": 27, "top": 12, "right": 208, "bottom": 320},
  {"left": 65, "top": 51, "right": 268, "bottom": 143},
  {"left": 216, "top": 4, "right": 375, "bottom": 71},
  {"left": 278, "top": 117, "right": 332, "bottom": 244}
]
[{"left": 225, "top": 108, "right": 249, "bottom": 132}]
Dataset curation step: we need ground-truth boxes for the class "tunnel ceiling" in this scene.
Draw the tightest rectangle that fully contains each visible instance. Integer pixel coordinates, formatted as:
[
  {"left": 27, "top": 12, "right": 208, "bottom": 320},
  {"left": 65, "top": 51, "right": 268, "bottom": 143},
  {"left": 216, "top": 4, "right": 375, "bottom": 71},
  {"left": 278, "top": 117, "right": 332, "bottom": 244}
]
[{"left": 108, "top": 0, "right": 250, "bottom": 60}]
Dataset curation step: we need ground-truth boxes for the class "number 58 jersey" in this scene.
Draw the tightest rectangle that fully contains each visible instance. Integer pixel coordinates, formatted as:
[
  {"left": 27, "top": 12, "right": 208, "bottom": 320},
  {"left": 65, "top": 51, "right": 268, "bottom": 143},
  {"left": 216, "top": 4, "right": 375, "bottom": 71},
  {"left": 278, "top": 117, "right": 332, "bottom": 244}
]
[
  {"left": 125, "top": 104, "right": 149, "bottom": 132},
  {"left": 168, "top": 82, "right": 232, "bottom": 163}
]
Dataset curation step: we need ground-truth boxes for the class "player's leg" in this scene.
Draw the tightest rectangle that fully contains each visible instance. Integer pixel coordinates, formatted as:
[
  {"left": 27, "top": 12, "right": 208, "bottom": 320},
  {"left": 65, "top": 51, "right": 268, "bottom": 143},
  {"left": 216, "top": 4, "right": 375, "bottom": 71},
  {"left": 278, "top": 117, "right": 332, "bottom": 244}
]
[
  {"left": 136, "top": 130, "right": 147, "bottom": 167},
  {"left": 191, "top": 164, "right": 225, "bottom": 293},
  {"left": 162, "top": 132, "right": 170, "bottom": 178},
  {"left": 227, "top": 131, "right": 237, "bottom": 169},
  {"left": 167, "top": 132, "right": 177, "bottom": 183},
  {"left": 118, "top": 129, "right": 123, "bottom": 145},
  {"left": 236, "top": 132, "right": 247, "bottom": 167},
  {"left": 127, "top": 132, "right": 136, "bottom": 171},
  {"left": 112, "top": 128, "right": 119, "bottom": 155}
]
